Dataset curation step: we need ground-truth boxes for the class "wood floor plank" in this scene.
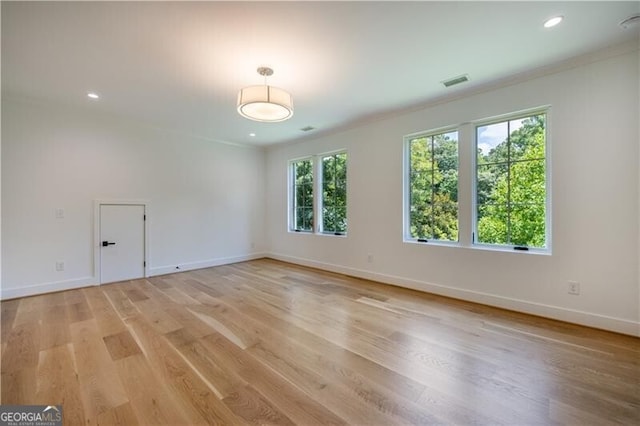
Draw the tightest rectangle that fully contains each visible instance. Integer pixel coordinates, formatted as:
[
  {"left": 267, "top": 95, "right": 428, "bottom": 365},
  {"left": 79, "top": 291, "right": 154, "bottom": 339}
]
[
  {"left": 69, "top": 319, "right": 130, "bottom": 423},
  {"left": 126, "top": 315, "right": 241, "bottom": 425},
  {"left": 114, "top": 353, "right": 195, "bottom": 425},
  {"left": 186, "top": 303, "right": 259, "bottom": 350},
  {"left": 102, "top": 287, "right": 140, "bottom": 320},
  {"left": 39, "top": 321, "right": 71, "bottom": 351},
  {"left": 223, "top": 290, "right": 428, "bottom": 403},
  {"left": 103, "top": 330, "right": 143, "bottom": 361},
  {"left": 2, "top": 322, "right": 39, "bottom": 371},
  {"left": 11, "top": 295, "right": 45, "bottom": 327},
  {"left": 183, "top": 328, "right": 348, "bottom": 425},
  {"left": 96, "top": 402, "right": 140, "bottom": 426},
  {"left": 222, "top": 384, "right": 295, "bottom": 426},
  {"left": 130, "top": 298, "right": 182, "bottom": 334},
  {"left": 83, "top": 286, "right": 113, "bottom": 312},
  {"left": 1, "top": 258, "right": 638, "bottom": 425},
  {"left": 173, "top": 339, "right": 243, "bottom": 399},
  {"left": 1, "top": 367, "right": 36, "bottom": 405},
  {"left": 35, "top": 344, "right": 86, "bottom": 426},
  {"left": 0, "top": 301, "right": 19, "bottom": 345}
]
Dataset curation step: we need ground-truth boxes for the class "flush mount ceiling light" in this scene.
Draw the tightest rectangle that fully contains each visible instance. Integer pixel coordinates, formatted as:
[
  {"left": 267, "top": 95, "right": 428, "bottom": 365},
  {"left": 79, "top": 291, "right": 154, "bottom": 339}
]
[
  {"left": 237, "top": 67, "right": 293, "bottom": 122},
  {"left": 544, "top": 15, "right": 563, "bottom": 28},
  {"left": 87, "top": 92, "right": 100, "bottom": 99},
  {"left": 619, "top": 14, "right": 640, "bottom": 30}
]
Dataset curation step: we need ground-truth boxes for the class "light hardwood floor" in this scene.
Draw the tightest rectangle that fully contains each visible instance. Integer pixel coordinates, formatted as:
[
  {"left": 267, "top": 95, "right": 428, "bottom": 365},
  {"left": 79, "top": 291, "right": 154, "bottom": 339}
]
[{"left": 1, "top": 259, "right": 639, "bottom": 425}]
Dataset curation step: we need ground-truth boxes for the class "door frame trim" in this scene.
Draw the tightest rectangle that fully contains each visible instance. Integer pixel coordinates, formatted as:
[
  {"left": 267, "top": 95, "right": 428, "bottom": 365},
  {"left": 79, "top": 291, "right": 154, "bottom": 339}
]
[{"left": 93, "top": 199, "right": 150, "bottom": 284}]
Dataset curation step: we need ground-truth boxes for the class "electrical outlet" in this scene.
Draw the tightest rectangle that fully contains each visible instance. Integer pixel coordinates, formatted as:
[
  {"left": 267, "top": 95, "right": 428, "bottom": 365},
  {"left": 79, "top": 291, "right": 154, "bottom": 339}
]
[
  {"left": 367, "top": 254, "right": 373, "bottom": 263},
  {"left": 568, "top": 281, "right": 580, "bottom": 295},
  {"left": 56, "top": 261, "right": 65, "bottom": 272}
]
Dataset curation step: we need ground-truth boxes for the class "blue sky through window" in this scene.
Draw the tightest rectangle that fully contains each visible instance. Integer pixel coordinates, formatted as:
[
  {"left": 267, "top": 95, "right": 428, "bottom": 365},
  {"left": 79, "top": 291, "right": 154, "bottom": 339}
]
[{"left": 477, "top": 118, "right": 524, "bottom": 156}]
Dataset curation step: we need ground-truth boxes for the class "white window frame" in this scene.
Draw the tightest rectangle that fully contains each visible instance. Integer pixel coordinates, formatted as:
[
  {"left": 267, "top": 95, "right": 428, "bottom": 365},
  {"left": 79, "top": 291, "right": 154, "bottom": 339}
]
[
  {"left": 288, "top": 150, "right": 348, "bottom": 237},
  {"left": 471, "top": 107, "right": 551, "bottom": 253},
  {"left": 401, "top": 106, "right": 551, "bottom": 255},
  {"left": 319, "top": 150, "right": 348, "bottom": 236},
  {"left": 288, "top": 157, "right": 315, "bottom": 233},
  {"left": 403, "top": 126, "right": 460, "bottom": 246}
]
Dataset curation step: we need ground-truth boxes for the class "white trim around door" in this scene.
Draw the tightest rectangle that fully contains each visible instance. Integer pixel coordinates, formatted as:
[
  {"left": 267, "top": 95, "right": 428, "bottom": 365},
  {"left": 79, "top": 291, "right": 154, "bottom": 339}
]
[{"left": 93, "top": 199, "right": 150, "bottom": 284}]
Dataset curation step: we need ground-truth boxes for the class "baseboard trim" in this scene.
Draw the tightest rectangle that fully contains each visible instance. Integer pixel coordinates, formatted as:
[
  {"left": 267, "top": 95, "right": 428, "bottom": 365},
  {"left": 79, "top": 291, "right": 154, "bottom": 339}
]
[
  {"left": 0, "top": 253, "right": 267, "bottom": 301},
  {"left": 266, "top": 252, "right": 640, "bottom": 337},
  {"left": 0, "top": 276, "right": 98, "bottom": 300},
  {"left": 148, "top": 252, "right": 267, "bottom": 276}
]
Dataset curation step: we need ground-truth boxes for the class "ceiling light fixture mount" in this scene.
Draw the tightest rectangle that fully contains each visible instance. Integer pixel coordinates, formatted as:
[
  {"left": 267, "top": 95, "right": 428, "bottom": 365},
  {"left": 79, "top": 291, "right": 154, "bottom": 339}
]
[
  {"left": 619, "top": 14, "right": 640, "bottom": 30},
  {"left": 237, "top": 67, "right": 293, "bottom": 122}
]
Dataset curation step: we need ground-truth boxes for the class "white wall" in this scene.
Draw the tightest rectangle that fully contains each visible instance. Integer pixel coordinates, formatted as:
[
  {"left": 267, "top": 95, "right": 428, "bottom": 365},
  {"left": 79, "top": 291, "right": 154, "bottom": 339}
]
[
  {"left": 1, "top": 98, "right": 265, "bottom": 298},
  {"left": 2, "top": 43, "right": 638, "bottom": 336},
  {"left": 265, "top": 44, "right": 640, "bottom": 335}
]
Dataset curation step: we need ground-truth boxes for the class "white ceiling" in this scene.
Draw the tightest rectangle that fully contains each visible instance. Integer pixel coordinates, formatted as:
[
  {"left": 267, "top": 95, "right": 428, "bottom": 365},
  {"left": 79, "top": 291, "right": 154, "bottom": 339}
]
[{"left": 2, "top": 1, "right": 639, "bottom": 146}]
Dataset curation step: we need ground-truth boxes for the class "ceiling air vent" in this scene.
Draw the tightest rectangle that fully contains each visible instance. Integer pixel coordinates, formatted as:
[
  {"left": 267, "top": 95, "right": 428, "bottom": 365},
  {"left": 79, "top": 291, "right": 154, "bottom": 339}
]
[
  {"left": 442, "top": 74, "right": 470, "bottom": 88},
  {"left": 300, "top": 126, "right": 316, "bottom": 132}
]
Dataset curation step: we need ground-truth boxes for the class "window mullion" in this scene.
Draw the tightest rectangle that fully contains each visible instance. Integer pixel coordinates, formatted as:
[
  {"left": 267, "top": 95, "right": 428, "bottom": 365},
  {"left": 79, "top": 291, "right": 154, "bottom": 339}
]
[
  {"left": 506, "top": 121, "right": 512, "bottom": 245},
  {"left": 333, "top": 154, "right": 338, "bottom": 233},
  {"left": 315, "top": 157, "right": 321, "bottom": 233},
  {"left": 430, "top": 136, "right": 435, "bottom": 240}
]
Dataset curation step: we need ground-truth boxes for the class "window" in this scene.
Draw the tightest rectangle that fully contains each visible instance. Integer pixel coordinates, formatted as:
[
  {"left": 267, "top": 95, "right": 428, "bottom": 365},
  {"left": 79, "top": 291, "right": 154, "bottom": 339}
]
[
  {"left": 321, "top": 152, "right": 347, "bottom": 234},
  {"left": 291, "top": 159, "right": 314, "bottom": 232},
  {"left": 289, "top": 151, "right": 348, "bottom": 235},
  {"left": 407, "top": 130, "right": 458, "bottom": 242},
  {"left": 475, "top": 112, "right": 547, "bottom": 249}
]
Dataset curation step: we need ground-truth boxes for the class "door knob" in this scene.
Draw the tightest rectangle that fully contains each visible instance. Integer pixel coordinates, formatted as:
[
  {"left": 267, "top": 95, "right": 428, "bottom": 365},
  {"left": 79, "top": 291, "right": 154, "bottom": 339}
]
[{"left": 102, "top": 241, "right": 116, "bottom": 247}]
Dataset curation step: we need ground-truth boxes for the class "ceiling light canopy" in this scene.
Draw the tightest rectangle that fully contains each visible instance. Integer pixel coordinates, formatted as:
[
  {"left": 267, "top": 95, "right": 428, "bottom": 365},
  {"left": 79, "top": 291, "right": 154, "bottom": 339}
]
[
  {"left": 237, "top": 67, "right": 293, "bottom": 122},
  {"left": 619, "top": 14, "right": 640, "bottom": 30}
]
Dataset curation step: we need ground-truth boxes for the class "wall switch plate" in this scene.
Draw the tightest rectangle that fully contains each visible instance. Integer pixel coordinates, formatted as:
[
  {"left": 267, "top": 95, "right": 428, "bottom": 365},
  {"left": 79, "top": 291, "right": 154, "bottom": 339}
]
[
  {"left": 55, "top": 208, "right": 64, "bottom": 219},
  {"left": 56, "top": 261, "right": 65, "bottom": 271}
]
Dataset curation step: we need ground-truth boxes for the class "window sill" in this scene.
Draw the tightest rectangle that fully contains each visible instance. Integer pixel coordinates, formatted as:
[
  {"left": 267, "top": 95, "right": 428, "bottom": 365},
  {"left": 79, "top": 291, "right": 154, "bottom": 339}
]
[
  {"left": 403, "top": 239, "right": 459, "bottom": 248},
  {"left": 319, "top": 232, "right": 347, "bottom": 238},
  {"left": 403, "top": 239, "right": 551, "bottom": 255},
  {"left": 469, "top": 243, "right": 551, "bottom": 256},
  {"left": 289, "top": 230, "right": 347, "bottom": 238}
]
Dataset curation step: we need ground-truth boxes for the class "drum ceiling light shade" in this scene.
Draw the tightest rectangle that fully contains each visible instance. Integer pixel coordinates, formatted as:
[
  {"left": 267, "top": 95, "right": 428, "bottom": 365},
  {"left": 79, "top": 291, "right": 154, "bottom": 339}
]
[{"left": 237, "top": 67, "right": 293, "bottom": 122}]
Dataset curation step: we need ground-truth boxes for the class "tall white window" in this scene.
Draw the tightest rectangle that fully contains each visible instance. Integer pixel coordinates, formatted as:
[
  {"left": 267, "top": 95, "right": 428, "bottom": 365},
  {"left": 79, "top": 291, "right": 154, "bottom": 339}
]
[
  {"left": 291, "top": 158, "right": 314, "bottom": 232},
  {"left": 289, "top": 152, "right": 348, "bottom": 235},
  {"left": 321, "top": 152, "right": 347, "bottom": 235},
  {"left": 406, "top": 130, "right": 459, "bottom": 242},
  {"left": 475, "top": 112, "right": 547, "bottom": 250}
]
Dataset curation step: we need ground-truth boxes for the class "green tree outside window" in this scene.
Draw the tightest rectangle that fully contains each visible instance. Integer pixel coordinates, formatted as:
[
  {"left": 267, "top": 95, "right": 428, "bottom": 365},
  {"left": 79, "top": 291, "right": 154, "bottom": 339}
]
[{"left": 476, "top": 114, "right": 546, "bottom": 248}]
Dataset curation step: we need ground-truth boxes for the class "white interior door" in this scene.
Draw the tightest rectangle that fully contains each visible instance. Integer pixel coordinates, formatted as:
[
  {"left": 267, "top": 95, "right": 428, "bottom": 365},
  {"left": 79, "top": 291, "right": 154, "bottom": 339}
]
[{"left": 100, "top": 204, "right": 145, "bottom": 284}]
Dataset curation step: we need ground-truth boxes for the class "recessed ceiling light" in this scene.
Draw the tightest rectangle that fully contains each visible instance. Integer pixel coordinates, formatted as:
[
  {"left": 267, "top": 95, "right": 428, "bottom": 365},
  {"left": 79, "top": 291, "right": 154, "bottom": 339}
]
[
  {"left": 249, "top": 133, "right": 256, "bottom": 137},
  {"left": 544, "top": 16, "right": 563, "bottom": 28},
  {"left": 87, "top": 92, "right": 100, "bottom": 99}
]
